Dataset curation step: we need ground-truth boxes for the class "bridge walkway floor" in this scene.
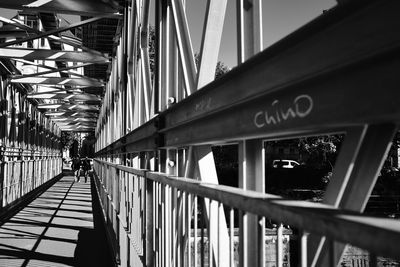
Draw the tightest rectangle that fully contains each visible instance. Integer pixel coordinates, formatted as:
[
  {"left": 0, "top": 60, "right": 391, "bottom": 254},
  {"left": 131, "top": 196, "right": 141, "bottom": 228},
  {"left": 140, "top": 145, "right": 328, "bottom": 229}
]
[{"left": 0, "top": 172, "right": 114, "bottom": 267}]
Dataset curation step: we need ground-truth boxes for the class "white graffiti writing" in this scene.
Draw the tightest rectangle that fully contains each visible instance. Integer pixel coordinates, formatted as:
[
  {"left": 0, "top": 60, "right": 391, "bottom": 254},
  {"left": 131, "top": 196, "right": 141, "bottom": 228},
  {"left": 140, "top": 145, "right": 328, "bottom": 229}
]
[
  {"left": 195, "top": 98, "right": 212, "bottom": 112},
  {"left": 254, "top": 94, "right": 313, "bottom": 128}
]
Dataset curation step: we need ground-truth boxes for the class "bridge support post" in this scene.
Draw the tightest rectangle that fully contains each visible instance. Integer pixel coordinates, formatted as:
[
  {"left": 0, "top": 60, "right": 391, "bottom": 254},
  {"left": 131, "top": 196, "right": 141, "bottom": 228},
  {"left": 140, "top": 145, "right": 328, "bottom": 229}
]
[
  {"left": 239, "top": 139, "right": 265, "bottom": 267},
  {"left": 309, "top": 124, "right": 398, "bottom": 267}
]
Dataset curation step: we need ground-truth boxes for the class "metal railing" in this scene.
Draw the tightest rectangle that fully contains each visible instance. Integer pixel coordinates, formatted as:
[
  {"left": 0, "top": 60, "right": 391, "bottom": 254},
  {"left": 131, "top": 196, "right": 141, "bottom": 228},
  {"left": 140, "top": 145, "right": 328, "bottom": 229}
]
[
  {"left": 0, "top": 158, "right": 62, "bottom": 209},
  {"left": 94, "top": 159, "right": 400, "bottom": 267},
  {"left": 91, "top": 1, "right": 400, "bottom": 266}
]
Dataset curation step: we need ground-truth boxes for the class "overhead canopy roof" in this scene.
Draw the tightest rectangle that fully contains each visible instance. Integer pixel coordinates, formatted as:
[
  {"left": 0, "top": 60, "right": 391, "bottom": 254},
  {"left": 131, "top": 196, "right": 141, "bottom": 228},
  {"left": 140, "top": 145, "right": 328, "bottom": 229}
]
[
  {"left": 0, "top": 0, "right": 123, "bottom": 132},
  {"left": 0, "top": 0, "right": 121, "bottom": 15}
]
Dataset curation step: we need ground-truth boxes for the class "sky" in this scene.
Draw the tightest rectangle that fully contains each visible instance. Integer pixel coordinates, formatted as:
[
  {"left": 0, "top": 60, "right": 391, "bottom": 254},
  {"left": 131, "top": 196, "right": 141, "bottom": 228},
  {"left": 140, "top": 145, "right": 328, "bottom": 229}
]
[
  {"left": 0, "top": 0, "right": 336, "bottom": 68},
  {"left": 183, "top": 0, "right": 337, "bottom": 68}
]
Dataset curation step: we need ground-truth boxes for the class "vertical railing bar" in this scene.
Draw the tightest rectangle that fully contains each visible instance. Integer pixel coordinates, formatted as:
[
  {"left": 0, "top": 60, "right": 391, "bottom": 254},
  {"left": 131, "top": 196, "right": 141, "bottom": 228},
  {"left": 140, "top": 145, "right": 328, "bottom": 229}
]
[
  {"left": 161, "top": 183, "right": 166, "bottom": 267},
  {"left": 259, "top": 216, "right": 265, "bottom": 267},
  {"left": 177, "top": 189, "right": 181, "bottom": 266},
  {"left": 187, "top": 192, "right": 191, "bottom": 267},
  {"left": 158, "top": 182, "right": 161, "bottom": 267},
  {"left": 176, "top": 188, "right": 180, "bottom": 267},
  {"left": 180, "top": 190, "right": 185, "bottom": 266},
  {"left": 218, "top": 202, "right": 221, "bottom": 267},
  {"left": 277, "top": 223, "right": 283, "bottom": 267},
  {"left": 168, "top": 185, "right": 172, "bottom": 266},
  {"left": 153, "top": 181, "right": 157, "bottom": 266},
  {"left": 229, "top": 208, "right": 234, "bottom": 267},
  {"left": 300, "top": 231, "right": 309, "bottom": 267},
  {"left": 171, "top": 186, "right": 176, "bottom": 266},
  {"left": 209, "top": 199, "right": 213, "bottom": 267},
  {"left": 194, "top": 195, "right": 198, "bottom": 267},
  {"left": 201, "top": 199, "right": 205, "bottom": 267},
  {"left": 240, "top": 211, "right": 247, "bottom": 267}
]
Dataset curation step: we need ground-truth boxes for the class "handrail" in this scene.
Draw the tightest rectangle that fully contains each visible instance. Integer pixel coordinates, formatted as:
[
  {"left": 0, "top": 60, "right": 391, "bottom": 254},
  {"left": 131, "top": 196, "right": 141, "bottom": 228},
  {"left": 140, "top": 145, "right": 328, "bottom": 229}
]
[{"left": 94, "top": 158, "right": 400, "bottom": 261}]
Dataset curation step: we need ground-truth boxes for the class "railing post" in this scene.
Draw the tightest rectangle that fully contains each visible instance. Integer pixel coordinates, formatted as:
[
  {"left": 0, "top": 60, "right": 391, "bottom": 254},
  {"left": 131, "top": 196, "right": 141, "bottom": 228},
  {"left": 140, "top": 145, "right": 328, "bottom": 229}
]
[
  {"left": 239, "top": 139, "right": 265, "bottom": 267},
  {"left": 0, "top": 161, "right": 4, "bottom": 209},
  {"left": 145, "top": 171, "right": 154, "bottom": 266},
  {"left": 19, "top": 161, "right": 23, "bottom": 198}
]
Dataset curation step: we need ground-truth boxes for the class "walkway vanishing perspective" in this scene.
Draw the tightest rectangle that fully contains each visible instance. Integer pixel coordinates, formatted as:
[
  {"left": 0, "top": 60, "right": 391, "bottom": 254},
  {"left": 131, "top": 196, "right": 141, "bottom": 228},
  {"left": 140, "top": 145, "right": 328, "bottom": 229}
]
[
  {"left": 1, "top": 0, "right": 400, "bottom": 266},
  {"left": 0, "top": 174, "right": 113, "bottom": 267}
]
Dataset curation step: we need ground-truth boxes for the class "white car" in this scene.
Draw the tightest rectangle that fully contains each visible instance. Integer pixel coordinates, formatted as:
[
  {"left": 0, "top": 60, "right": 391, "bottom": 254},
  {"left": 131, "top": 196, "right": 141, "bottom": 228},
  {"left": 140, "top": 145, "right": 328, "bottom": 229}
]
[{"left": 272, "top": 159, "right": 300, "bottom": 168}]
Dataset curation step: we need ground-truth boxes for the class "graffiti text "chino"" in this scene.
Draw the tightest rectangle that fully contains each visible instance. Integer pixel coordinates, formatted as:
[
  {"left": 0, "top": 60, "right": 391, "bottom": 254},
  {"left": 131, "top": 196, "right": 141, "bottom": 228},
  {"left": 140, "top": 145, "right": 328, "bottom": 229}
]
[{"left": 254, "top": 94, "right": 313, "bottom": 128}]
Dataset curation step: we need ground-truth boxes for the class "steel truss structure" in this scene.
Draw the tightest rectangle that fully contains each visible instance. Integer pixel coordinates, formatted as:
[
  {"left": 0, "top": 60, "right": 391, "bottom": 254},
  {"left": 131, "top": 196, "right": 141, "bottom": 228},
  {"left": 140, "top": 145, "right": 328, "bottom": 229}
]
[
  {"left": 0, "top": 0, "right": 400, "bottom": 266},
  {"left": 0, "top": 70, "right": 62, "bottom": 212},
  {"left": 93, "top": 0, "right": 400, "bottom": 266}
]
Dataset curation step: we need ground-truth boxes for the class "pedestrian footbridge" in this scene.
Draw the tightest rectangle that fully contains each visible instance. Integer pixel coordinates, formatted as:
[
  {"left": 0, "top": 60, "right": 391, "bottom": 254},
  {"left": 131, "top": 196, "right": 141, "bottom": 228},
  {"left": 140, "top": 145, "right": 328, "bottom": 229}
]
[{"left": 0, "top": 0, "right": 399, "bottom": 266}]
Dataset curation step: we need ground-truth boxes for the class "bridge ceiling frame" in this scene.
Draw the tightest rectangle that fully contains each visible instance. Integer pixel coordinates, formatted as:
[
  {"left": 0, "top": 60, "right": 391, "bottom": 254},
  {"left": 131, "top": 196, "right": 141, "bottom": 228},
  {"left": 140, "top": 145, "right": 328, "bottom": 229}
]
[
  {"left": 93, "top": 0, "right": 400, "bottom": 266},
  {"left": 0, "top": 1, "right": 124, "bottom": 132},
  {"left": 0, "top": 0, "right": 398, "bottom": 266}
]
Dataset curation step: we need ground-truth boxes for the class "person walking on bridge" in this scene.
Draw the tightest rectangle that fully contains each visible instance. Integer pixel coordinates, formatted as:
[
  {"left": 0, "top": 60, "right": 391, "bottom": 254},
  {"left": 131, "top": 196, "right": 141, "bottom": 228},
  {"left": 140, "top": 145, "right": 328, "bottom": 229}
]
[
  {"left": 71, "top": 156, "right": 82, "bottom": 182},
  {"left": 82, "top": 157, "right": 91, "bottom": 183}
]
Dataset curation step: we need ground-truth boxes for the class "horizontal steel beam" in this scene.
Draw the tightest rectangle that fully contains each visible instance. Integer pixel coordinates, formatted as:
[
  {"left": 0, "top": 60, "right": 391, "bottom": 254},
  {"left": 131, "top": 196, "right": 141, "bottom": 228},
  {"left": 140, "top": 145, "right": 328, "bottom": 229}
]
[
  {"left": 27, "top": 92, "right": 100, "bottom": 101},
  {"left": 96, "top": 119, "right": 159, "bottom": 156},
  {"left": 12, "top": 63, "right": 94, "bottom": 79},
  {"left": 0, "top": 48, "right": 109, "bottom": 63},
  {"left": 11, "top": 77, "right": 104, "bottom": 87},
  {"left": 159, "top": 0, "right": 400, "bottom": 147},
  {"left": 37, "top": 103, "right": 99, "bottom": 111},
  {"left": 45, "top": 111, "right": 98, "bottom": 116},
  {"left": 51, "top": 116, "right": 97, "bottom": 120}
]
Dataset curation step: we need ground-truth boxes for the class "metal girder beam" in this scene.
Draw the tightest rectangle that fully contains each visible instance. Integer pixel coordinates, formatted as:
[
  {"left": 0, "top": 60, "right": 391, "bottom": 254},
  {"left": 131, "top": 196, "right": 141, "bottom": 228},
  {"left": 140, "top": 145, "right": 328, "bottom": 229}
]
[
  {"left": 13, "top": 59, "right": 92, "bottom": 78},
  {"left": 0, "top": 14, "right": 121, "bottom": 48},
  {"left": 50, "top": 117, "right": 98, "bottom": 122},
  {"left": 52, "top": 117, "right": 96, "bottom": 121},
  {"left": 29, "top": 85, "right": 103, "bottom": 94},
  {"left": 0, "top": 48, "right": 109, "bottom": 63},
  {"left": 159, "top": 0, "right": 400, "bottom": 147},
  {"left": 96, "top": 120, "right": 158, "bottom": 156},
  {"left": 45, "top": 110, "right": 98, "bottom": 117},
  {"left": 237, "top": 0, "right": 263, "bottom": 63},
  {"left": 61, "top": 127, "right": 94, "bottom": 132},
  {"left": 27, "top": 92, "right": 100, "bottom": 101},
  {"left": 57, "top": 125, "right": 97, "bottom": 130},
  {"left": 0, "top": 16, "right": 102, "bottom": 55},
  {"left": 170, "top": 0, "right": 197, "bottom": 95},
  {"left": 12, "top": 63, "right": 93, "bottom": 79},
  {"left": 196, "top": 0, "right": 228, "bottom": 89},
  {"left": 311, "top": 123, "right": 398, "bottom": 267},
  {"left": 57, "top": 121, "right": 96, "bottom": 126},
  {"left": 0, "top": 1, "right": 120, "bottom": 16},
  {"left": 37, "top": 103, "right": 99, "bottom": 111},
  {"left": 11, "top": 77, "right": 104, "bottom": 87}
]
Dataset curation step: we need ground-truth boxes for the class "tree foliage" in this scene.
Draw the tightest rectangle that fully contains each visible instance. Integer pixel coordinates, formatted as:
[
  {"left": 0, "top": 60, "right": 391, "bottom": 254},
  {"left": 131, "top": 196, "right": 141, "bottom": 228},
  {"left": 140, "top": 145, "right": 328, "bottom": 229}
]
[
  {"left": 80, "top": 132, "right": 95, "bottom": 157},
  {"left": 215, "top": 61, "right": 230, "bottom": 80},
  {"left": 298, "top": 135, "right": 344, "bottom": 169},
  {"left": 194, "top": 53, "right": 230, "bottom": 80},
  {"left": 147, "top": 26, "right": 230, "bottom": 81},
  {"left": 60, "top": 131, "right": 78, "bottom": 151},
  {"left": 148, "top": 26, "right": 156, "bottom": 79}
]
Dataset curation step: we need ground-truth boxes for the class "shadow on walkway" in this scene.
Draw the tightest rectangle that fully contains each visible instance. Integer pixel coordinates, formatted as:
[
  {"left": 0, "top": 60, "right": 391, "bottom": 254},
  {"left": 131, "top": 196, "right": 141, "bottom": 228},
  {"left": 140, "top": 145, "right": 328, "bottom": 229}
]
[
  {"left": 74, "top": 174, "right": 114, "bottom": 267},
  {"left": 0, "top": 171, "right": 114, "bottom": 267}
]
